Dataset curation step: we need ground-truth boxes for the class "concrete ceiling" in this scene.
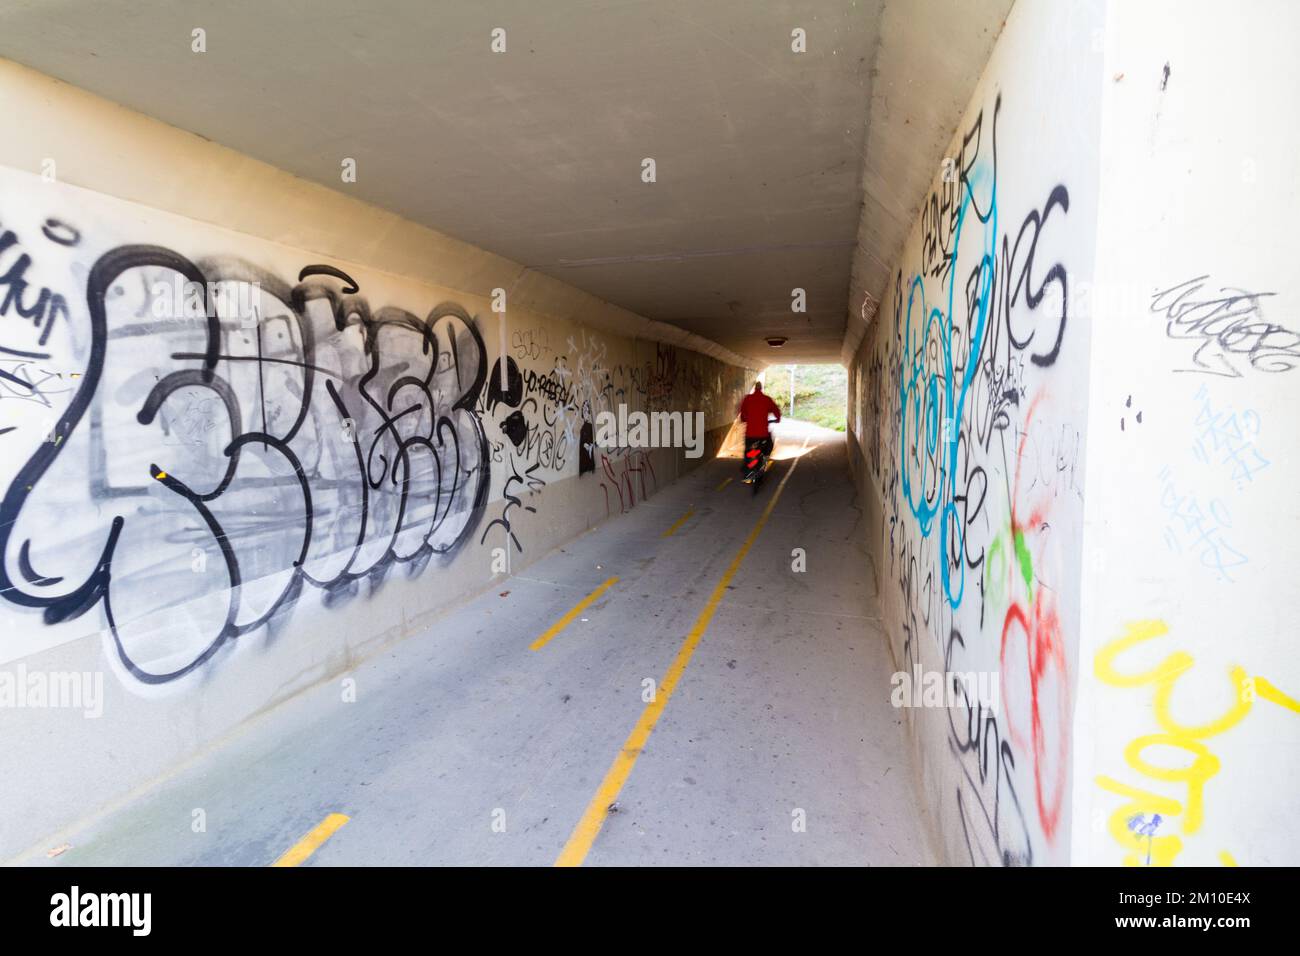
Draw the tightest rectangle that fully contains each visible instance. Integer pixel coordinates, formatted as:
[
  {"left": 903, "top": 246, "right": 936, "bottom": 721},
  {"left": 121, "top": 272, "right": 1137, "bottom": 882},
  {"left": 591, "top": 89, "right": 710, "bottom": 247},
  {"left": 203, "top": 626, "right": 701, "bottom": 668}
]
[
  {"left": 0, "top": 0, "right": 1008, "bottom": 367},
  {"left": 843, "top": 0, "right": 1013, "bottom": 364}
]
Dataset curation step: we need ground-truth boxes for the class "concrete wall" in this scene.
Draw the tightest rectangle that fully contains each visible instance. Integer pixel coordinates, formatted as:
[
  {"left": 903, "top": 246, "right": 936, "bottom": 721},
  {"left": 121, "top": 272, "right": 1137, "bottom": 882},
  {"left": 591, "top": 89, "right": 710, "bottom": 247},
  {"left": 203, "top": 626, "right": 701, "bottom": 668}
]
[
  {"left": 848, "top": 0, "right": 1300, "bottom": 867},
  {"left": 1072, "top": 0, "right": 1300, "bottom": 867},
  {"left": 846, "top": 0, "right": 1104, "bottom": 865},
  {"left": 0, "top": 61, "right": 754, "bottom": 859}
]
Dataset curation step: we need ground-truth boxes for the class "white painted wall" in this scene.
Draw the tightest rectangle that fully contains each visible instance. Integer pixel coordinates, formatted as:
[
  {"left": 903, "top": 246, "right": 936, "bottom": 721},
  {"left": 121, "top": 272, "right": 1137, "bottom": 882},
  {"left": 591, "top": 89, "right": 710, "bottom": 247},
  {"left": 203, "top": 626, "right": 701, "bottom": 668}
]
[
  {"left": 0, "top": 61, "right": 754, "bottom": 859},
  {"left": 848, "top": 0, "right": 1300, "bottom": 866},
  {"left": 846, "top": 0, "right": 1105, "bottom": 865},
  {"left": 1073, "top": 0, "right": 1300, "bottom": 867}
]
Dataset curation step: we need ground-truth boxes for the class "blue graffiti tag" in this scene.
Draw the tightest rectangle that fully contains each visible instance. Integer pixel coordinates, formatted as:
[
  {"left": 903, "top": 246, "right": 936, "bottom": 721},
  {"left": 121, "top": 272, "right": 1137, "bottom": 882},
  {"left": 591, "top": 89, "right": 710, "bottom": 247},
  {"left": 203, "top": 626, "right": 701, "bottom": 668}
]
[{"left": 897, "top": 159, "right": 997, "bottom": 609}]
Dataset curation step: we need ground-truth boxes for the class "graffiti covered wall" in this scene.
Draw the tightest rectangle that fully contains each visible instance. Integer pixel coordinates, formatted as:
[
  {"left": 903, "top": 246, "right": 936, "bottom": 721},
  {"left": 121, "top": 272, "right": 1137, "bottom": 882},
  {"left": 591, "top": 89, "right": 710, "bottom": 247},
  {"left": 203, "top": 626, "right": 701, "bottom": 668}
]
[
  {"left": 846, "top": 0, "right": 1104, "bottom": 864},
  {"left": 0, "top": 65, "right": 753, "bottom": 856},
  {"left": 0, "top": 171, "right": 745, "bottom": 682},
  {"left": 1074, "top": 0, "right": 1300, "bottom": 867}
]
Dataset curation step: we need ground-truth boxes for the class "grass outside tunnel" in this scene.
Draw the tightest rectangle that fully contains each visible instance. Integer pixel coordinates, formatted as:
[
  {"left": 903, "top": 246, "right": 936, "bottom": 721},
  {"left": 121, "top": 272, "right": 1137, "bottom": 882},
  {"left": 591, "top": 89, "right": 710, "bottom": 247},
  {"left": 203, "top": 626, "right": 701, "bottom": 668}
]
[{"left": 761, "top": 364, "right": 848, "bottom": 432}]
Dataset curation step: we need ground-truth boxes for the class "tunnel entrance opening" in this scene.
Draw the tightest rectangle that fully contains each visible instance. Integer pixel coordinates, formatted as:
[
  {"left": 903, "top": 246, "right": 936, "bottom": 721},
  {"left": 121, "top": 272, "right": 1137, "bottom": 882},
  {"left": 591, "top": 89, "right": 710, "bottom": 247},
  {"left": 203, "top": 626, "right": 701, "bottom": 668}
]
[{"left": 761, "top": 364, "right": 848, "bottom": 433}]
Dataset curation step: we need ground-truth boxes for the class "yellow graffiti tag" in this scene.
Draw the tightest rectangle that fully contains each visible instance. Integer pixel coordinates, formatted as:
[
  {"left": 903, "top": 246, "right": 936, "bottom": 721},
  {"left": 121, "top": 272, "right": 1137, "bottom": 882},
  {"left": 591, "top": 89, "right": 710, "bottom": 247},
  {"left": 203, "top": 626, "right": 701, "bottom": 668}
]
[{"left": 1093, "top": 620, "right": 1298, "bottom": 866}]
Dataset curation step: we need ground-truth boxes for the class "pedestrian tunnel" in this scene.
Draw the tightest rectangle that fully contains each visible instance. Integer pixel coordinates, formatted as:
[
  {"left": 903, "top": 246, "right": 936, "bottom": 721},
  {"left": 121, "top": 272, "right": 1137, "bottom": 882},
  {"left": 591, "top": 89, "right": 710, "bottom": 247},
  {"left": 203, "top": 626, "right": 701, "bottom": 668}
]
[{"left": 0, "top": 0, "right": 1297, "bottom": 870}]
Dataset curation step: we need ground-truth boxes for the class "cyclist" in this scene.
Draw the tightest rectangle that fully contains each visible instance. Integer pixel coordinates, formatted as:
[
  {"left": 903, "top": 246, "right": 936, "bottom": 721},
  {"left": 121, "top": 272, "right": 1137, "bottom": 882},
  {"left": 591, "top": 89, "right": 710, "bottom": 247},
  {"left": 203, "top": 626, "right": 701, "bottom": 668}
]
[{"left": 737, "top": 381, "right": 781, "bottom": 478}]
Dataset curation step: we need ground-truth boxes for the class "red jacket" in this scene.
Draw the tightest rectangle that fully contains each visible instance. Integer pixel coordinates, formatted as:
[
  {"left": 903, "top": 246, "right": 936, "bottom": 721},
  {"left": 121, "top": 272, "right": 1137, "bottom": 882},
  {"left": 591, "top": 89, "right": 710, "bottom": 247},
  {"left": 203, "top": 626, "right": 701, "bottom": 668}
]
[{"left": 739, "top": 391, "right": 781, "bottom": 438}]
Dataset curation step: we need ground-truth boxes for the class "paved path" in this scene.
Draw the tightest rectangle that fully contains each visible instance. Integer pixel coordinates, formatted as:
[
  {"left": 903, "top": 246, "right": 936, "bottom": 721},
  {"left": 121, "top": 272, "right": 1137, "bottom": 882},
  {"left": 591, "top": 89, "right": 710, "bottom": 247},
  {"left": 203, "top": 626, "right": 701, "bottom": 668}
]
[{"left": 22, "top": 422, "right": 936, "bottom": 866}]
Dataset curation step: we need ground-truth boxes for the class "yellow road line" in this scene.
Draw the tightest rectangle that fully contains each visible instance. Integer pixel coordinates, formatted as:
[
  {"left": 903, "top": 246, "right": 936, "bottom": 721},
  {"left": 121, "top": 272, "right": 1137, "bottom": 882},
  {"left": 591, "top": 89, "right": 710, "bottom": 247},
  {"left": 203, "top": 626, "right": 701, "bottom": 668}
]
[
  {"left": 529, "top": 576, "right": 620, "bottom": 651},
  {"left": 271, "top": 812, "right": 350, "bottom": 867},
  {"left": 661, "top": 508, "right": 695, "bottom": 538},
  {"left": 555, "top": 439, "right": 810, "bottom": 867},
  {"left": 715, "top": 477, "right": 732, "bottom": 491}
]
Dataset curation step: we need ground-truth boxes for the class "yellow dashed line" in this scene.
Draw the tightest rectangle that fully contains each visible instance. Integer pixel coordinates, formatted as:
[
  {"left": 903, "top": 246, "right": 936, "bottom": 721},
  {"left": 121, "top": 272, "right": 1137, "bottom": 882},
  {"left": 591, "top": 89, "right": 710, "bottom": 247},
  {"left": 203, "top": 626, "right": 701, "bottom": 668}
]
[
  {"left": 271, "top": 812, "right": 349, "bottom": 867},
  {"left": 715, "top": 477, "right": 732, "bottom": 491},
  {"left": 529, "top": 576, "right": 620, "bottom": 651},
  {"left": 555, "top": 437, "right": 810, "bottom": 866},
  {"left": 661, "top": 508, "right": 695, "bottom": 538}
]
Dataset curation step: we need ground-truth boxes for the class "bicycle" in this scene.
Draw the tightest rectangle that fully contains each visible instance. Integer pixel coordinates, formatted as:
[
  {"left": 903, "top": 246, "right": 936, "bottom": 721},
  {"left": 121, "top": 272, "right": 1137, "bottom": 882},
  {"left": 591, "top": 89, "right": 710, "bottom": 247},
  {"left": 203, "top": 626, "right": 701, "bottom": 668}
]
[{"left": 742, "top": 418, "right": 777, "bottom": 494}]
